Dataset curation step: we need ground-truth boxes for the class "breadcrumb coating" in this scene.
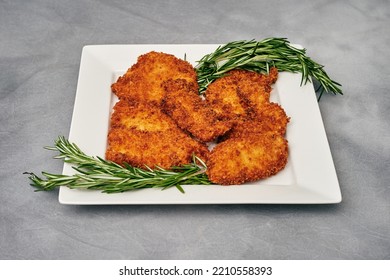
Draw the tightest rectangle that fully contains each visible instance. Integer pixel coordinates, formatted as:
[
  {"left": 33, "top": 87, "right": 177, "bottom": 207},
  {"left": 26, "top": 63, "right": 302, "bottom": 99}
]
[
  {"left": 161, "top": 79, "right": 232, "bottom": 142},
  {"left": 205, "top": 68, "right": 278, "bottom": 121},
  {"left": 111, "top": 51, "right": 198, "bottom": 105},
  {"left": 105, "top": 100, "right": 209, "bottom": 169},
  {"left": 224, "top": 102, "right": 290, "bottom": 139},
  {"left": 206, "top": 132, "right": 288, "bottom": 185}
]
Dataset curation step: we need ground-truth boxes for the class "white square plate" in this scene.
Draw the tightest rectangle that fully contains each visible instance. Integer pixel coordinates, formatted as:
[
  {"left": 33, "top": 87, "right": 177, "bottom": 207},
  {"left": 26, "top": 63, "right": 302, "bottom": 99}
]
[{"left": 59, "top": 44, "right": 342, "bottom": 204}]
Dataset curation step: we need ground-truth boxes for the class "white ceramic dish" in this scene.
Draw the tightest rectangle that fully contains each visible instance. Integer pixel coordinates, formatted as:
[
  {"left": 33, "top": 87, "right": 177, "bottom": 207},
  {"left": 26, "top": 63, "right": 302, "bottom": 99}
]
[{"left": 59, "top": 44, "right": 342, "bottom": 204}]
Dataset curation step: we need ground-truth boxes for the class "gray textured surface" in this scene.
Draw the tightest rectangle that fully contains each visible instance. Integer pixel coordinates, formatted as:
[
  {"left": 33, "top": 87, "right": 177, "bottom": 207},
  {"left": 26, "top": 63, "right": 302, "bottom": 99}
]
[{"left": 1, "top": 0, "right": 389, "bottom": 260}]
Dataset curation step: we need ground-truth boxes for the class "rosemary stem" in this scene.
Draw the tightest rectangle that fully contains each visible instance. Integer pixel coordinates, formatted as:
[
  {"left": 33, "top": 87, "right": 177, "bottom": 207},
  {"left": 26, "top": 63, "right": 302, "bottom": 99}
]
[
  {"left": 25, "top": 137, "right": 212, "bottom": 194},
  {"left": 195, "top": 38, "right": 342, "bottom": 99}
]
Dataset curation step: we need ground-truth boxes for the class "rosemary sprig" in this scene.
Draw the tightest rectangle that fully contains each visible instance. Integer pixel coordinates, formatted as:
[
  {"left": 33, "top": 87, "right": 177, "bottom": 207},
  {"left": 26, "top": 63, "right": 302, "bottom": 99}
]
[
  {"left": 24, "top": 136, "right": 211, "bottom": 193},
  {"left": 195, "top": 38, "right": 342, "bottom": 100}
]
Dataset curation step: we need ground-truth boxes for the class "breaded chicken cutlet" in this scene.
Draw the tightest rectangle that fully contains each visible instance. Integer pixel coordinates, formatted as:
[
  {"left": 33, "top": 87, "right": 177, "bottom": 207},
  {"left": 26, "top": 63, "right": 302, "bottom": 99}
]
[
  {"left": 105, "top": 100, "right": 209, "bottom": 169},
  {"left": 111, "top": 51, "right": 198, "bottom": 105},
  {"left": 206, "top": 132, "right": 288, "bottom": 185},
  {"left": 161, "top": 79, "right": 232, "bottom": 142},
  {"left": 204, "top": 67, "right": 289, "bottom": 185},
  {"left": 205, "top": 67, "right": 278, "bottom": 122}
]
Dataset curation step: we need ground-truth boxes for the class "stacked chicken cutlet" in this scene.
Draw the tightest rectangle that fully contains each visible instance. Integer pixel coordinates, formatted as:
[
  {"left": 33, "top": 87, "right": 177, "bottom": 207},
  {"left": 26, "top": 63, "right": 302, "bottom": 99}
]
[{"left": 106, "top": 51, "right": 289, "bottom": 185}]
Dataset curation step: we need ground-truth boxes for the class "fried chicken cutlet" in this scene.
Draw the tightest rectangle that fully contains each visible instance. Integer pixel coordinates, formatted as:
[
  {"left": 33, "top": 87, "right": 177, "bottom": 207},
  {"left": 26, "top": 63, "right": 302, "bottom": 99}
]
[
  {"left": 206, "top": 132, "right": 288, "bottom": 185},
  {"left": 205, "top": 68, "right": 278, "bottom": 121},
  {"left": 204, "top": 67, "right": 289, "bottom": 185},
  {"left": 111, "top": 51, "right": 198, "bottom": 105},
  {"left": 161, "top": 79, "right": 232, "bottom": 142},
  {"left": 105, "top": 100, "right": 209, "bottom": 169}
]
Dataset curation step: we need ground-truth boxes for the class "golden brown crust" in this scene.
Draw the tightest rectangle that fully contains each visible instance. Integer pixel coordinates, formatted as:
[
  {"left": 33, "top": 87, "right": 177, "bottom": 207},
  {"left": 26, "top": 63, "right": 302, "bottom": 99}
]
[
  {"left": 224, "top": 102, "right": 290, "bottom": 139},
  {"left": 109, "top": 99, "right": 177, "bottom": 132},
  {"left": 206, "top": 132, "right": 288, "bottom": 185},
  {"left": 105, "top": 99, "right": 209, "bottom": 169},
  {"left": 111, "top": 51, "right": 198, "bottom": 105},
  {"left": 108, "top": 51, "right": 289, "bottom": 184},
  {"left": 161, "top": 79, "right": 232, "bottom": 142},
  {"left": 205, "top": 68, "right": 278, "bottom": 122},
  {"left": 106, "top": 128, "right": 209, "bottom": 169}
]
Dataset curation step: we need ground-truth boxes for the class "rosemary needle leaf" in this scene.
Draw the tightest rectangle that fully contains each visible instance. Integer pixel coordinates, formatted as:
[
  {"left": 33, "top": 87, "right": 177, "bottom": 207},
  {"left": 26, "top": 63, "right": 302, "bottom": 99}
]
[
  {"left": 25, "top": 137, "right": 212, "bottom": 194},
  {"left": 195, "top": 38, "right": 342, "bottom": 99}
]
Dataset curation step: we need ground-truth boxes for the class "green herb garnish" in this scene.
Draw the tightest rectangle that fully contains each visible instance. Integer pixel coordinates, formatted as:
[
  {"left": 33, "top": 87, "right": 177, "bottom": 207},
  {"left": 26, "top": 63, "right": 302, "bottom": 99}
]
[
  {"left": 195, "top": 38, "right": 342, "bottom": 100},
  {"left": 25, "top": 136, "right": 211, "bottom": 193}
]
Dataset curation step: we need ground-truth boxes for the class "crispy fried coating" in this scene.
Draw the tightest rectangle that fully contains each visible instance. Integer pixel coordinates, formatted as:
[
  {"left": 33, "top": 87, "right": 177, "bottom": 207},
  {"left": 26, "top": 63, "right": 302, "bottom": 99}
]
[
  {"left": 225, "top": 102, "right": 290, "bottom": 139},
  {"left": 205, "top": 68, "right": 278, "bottom": 121},
  {"left": 109, "top": 98, "right": 175, "bottom": 132},
  {"left": 108, "top": 51, "right": 289, "bottom": 184},
  {"left": 206, "top": 132, "right": 288, "bottom": 185},
  {"left": 105, "top": 100, "right": 209, "bottom": 169},
  {"left": 111, "top": 51, "right": 197, "bottom": 105},
  {"left": 161, "top": 79, "right": 232, "bottom": 142}
]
